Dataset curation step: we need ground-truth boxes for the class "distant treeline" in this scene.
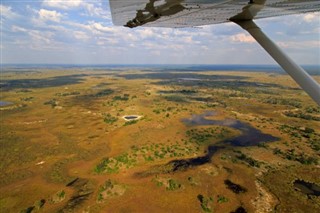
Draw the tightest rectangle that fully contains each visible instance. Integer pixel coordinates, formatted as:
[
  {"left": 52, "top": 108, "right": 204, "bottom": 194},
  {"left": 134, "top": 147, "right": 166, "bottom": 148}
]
[{"left": 2, "top": 64, "right": 320, "bottom": 75}]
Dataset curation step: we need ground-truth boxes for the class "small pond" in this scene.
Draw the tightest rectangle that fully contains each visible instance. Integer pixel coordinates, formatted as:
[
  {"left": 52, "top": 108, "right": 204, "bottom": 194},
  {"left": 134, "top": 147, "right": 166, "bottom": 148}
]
[
  {"left": 122, "top": 115, "right": 142, "bottom": 121},
  {"left": 124, "top": 116, "right": 138, "bottom": 120}
]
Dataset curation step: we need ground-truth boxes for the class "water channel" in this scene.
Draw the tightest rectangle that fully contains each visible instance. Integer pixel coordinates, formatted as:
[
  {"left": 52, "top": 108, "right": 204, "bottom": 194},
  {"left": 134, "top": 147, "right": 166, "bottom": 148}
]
[{"left": 169, "top": 111, "right": 279, "bottom": 171}]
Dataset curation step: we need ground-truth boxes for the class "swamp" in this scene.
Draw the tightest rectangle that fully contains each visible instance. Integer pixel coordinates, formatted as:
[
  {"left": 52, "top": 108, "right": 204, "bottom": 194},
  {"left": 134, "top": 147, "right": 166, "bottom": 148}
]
[{"left": 0, "top": 66, "right": 319, "bottom": 212}]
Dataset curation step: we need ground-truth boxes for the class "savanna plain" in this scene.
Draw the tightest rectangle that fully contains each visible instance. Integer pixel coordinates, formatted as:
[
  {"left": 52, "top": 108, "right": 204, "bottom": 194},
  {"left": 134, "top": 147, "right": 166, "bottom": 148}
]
[{"left": 0, "top": 66, "right": 319, "bottom": 213}]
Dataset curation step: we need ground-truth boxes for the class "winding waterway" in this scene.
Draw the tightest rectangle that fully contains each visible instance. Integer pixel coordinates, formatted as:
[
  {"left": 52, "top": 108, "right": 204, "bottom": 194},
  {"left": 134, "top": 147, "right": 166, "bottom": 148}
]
[{"left": 169, "top": 111, "right": 279, "bottom": 171}]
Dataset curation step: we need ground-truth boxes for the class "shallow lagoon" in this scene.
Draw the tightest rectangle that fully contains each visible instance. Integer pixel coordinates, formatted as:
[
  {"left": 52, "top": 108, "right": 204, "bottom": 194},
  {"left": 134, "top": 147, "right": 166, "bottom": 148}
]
[
  {"left": 182, "top": 111, "right": 278, "bottom": 147},
  {"left": 169, "top": 111, "right": 279, "bottom": 171}
]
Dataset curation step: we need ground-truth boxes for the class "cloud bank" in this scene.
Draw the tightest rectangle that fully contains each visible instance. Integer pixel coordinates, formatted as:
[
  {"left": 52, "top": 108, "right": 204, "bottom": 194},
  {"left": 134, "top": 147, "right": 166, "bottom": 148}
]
[{"left": 1, "top": 1, "right": 319, "bottom": 64}]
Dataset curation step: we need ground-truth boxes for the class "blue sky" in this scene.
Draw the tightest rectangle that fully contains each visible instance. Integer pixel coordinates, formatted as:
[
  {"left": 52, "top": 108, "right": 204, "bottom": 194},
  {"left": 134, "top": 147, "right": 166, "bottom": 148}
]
[{"left": 1, "top": 0, "right": 319, "bottom": 65}]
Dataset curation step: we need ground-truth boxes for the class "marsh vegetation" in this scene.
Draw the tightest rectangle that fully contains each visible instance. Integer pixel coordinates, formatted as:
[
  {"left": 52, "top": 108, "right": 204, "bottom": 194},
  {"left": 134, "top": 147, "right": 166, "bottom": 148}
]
[{"left": 0, "top": 67, "right": 319, "bottom": 213}]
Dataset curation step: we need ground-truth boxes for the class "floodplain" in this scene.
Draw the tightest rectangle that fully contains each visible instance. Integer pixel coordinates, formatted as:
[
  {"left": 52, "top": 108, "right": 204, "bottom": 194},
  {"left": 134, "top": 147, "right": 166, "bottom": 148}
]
[{"left": 0, "top": 66, "right": 319, "bottom": 213}]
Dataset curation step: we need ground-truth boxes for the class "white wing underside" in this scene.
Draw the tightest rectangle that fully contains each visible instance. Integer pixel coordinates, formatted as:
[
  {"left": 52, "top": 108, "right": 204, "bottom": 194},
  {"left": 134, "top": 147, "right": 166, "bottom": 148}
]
[{"left": 109, "top": 0, "right": 320, "bottom": 28}]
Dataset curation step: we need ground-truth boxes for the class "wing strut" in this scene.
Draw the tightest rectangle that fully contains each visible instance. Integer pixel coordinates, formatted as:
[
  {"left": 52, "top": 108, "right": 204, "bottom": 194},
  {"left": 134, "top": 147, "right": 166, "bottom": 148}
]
[{"left": 233, "top": 20, "right": 320, "bottom": 106}]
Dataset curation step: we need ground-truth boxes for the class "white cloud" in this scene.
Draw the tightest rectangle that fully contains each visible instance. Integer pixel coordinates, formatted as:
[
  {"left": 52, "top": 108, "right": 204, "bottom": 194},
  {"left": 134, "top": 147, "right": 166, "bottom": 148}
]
[
  {"left": 73, "top": 31, "right": 90, "bottom": 41},
  {"left": 277, "top": 40, "right": 320, "bottom": 49},
  {"left": 28, "top": 30, "right": 54, "bottom": 44},
  {"left": 303, "top": 13, "right": 318, "bottom": 23},
  {"left": 12, "top": 25, "right": 28, "bottom": 32},
  {"left": 90, "top": 22, "right": 116, "bottom": 33},
  {"left": 2, "top": 2, "right": 319, "bottom": 65},
  {"left": 137, "top": 28, "right": 155, "bottom": 39},
  {"left": 0, "top": 4, "right": 18, "bottom": 19},
  {"left": 39, "top": 9, "right": 62, "bottom": 22},
  {"left": 42, "top": 0, "right": 111, "bottom": 20},
  {"left": 82, "top": 3, "right": 111, "bottom": 19},
  {"left": 42, "top": 0, "right": 83, "bottom": 10},
  {"left": 97, "top": 36, "right": 119, "bottom": 45},
  {"left": 183, "top": 36, "right": 197, "bottom": 44},
  {"left": 230, "top": 33, "right": 255, "bottom": 43}
]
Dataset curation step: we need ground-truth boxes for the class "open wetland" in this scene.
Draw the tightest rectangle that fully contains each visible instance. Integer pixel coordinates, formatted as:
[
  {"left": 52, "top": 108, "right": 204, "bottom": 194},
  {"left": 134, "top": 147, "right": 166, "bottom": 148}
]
[{"left": 0, "top": 67, "right": 319, "bottom": 212}]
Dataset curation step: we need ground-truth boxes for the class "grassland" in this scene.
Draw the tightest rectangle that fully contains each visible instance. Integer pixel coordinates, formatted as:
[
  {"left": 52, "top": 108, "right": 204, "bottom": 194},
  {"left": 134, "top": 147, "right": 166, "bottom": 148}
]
[{"left": 0, "top": 67, "right": 319, "bottom": 213}]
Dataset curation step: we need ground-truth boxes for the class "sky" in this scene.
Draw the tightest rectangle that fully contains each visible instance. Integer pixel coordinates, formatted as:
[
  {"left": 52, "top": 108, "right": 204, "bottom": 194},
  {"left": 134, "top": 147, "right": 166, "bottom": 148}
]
[{"left": 1, "top": 0, "right": 319, "bottom": 65}]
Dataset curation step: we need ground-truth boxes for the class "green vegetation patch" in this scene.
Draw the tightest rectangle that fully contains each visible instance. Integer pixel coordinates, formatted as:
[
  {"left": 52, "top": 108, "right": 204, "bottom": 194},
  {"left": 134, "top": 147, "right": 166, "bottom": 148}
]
[
  {"left": 113, "top": 94, "right": 130, "bottom": 101},
  {"left": 152, "top": 177, "right": 182, "bottom": 191},
  {"left": 158, "top": 89, "right": 197, "bottom": 94},
  {"left": 94, "top": 89, "right": 114, "bottom": 97},
  {"left": 166, "top": 179, "right": 182, "bottom": 191},
  {"left": 50, "top": 190, "right": 66, "bottom": 204},
  {"left": 124, "top": 119, "right": 138, "bottom": 126},
  {"left": 273, "top": 148, "right": 318, "bottom": 165},
  {"left": 278, "top": 125, "right": 305, "bottom": 140},
  {"left": 152, "top": 106, "right": 177, "bottom": 115},
  {"left": 95, "top": 142, "right": 197, "bottom": 174},
  {"left": 97, "top": 179, "right": 126, "bottom": 202},
  {"left": 278, "top": 124, "right": 320, "bottom": 151},
  {"left": 283, "top": 111, "right": 320, "bottom": 121},
  {"left": 234, "top": 150, "right": 262, "bottom": 168},
  {"left": 305, "top": 106, "right": 320, "bottom": 114},
  {"left": 94, "top": 153, "right": 137, "bottom": 174},
  {"left": 263, "top": 97, "right": 302, "bottom": 108},
  {"left": 44, "top": 99, "right": 57, "bottom": 108},
  {"left": 217, "top": 195, "right": 229, "bottom": 203},
  {"left": 186, "top": 127, "right": 231, "bottom": 145},
  {"left": 103, "top": 113, "right": 118, "bottom": 124},
  {"left": 197, "top": 194, "right": 213, "bottom": 212},
  {"left": 309, "top": 139, "right": 320, "bottom": 152},
  {"left": 55, "top": 91, "right": 80, "bottom": 96}
]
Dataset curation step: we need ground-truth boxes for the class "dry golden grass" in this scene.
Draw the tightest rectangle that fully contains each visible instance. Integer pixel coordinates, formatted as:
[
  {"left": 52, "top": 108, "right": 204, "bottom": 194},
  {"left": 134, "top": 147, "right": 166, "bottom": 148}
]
[{"left": 0, "top": 69, "right": 319, "bottom": 212}]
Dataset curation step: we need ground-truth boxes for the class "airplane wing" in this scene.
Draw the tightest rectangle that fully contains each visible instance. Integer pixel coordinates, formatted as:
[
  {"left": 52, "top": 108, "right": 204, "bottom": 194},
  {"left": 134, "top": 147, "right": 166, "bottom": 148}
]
[
  {"left": 109, "top": 0, "right": 320, "bottom": 28},
  {"left": 109, "top": 0, "right": 320, "bottom": 105}
]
